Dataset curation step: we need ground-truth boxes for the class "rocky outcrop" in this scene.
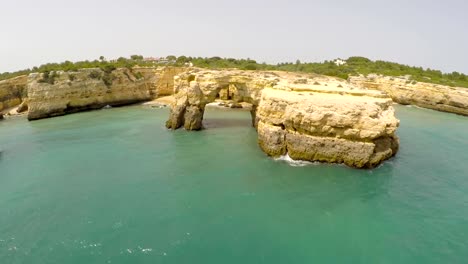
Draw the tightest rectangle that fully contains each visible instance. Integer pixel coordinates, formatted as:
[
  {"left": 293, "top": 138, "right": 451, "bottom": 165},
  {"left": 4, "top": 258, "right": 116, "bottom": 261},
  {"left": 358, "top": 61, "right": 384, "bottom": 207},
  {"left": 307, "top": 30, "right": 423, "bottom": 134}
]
[
  {"left": 349, "top": 75, "right": 468, "bottom": 116},
  {"left": 165, "top": 68, "right": 278, "bottom": 130},
  {"left": 27, "top": 67, "right": 185, "bottom": 120},
  {"left": 27, "top": 68, "right": 152, "bottom": 120},
  {"left": 16, "top": 99, "right": 28, "bottom": 113},
  {"left": 166, "top": 68, "right": 399, "bottom": 168},
  {"left": 0, "top": 75, "right": 28, "bottom": 112},
  {"left": 132, "top": 66, "right": 187, "bottom": 97},
  {"left": 257, "top": 89, "right": 399, "bottom": 168}
]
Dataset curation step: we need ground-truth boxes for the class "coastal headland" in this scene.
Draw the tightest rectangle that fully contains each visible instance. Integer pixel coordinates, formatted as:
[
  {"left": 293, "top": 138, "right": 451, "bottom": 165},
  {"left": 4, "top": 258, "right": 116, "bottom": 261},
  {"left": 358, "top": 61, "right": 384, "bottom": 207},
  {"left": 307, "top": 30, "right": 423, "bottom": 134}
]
[{"left": 1, "top": 56, "right": 467, "bottom": 168}]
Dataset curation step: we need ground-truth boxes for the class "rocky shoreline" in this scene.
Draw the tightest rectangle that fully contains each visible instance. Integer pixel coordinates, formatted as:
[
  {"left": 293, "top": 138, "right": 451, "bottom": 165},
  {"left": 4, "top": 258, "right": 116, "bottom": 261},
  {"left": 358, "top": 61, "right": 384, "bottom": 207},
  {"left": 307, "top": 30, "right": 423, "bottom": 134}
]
[
  {"left": 2, "top": 67, "right": 467, "bottom": 120},
  {"left": 1, "top": 66, "right": 467, "bottom": 168},
  {"left": 164, "top": 68, "right": 399, "bottom": 168},
  {"left": 257, "top": 88, "right": 399, "bottom": 168},
  {"left": 349, "top": 75, "right": 468, "bottom": 116}
]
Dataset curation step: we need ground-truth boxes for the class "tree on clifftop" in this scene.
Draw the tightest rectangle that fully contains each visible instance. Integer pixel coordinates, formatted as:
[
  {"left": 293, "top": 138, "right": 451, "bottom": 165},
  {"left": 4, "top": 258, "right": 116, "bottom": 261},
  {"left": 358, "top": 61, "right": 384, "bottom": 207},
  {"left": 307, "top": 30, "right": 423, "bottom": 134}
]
[{"left": 130, "top": 55, "right": 143, "bottom": 60}]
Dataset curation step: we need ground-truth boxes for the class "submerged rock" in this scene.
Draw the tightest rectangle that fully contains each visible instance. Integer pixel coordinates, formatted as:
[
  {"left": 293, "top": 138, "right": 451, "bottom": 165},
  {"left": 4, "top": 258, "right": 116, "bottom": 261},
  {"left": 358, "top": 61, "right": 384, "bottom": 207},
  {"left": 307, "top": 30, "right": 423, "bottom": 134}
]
[{"left": 229, "top": 102, "right": 243, "bottom": 108}]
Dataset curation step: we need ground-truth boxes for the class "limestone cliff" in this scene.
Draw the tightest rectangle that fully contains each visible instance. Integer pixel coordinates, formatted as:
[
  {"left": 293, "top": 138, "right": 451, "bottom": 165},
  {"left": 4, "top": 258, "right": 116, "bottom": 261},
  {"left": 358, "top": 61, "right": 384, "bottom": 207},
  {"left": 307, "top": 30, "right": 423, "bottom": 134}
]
[
  {"left": 132, "top": 66, "right": 187, "bottom": 97},
  {"left": 27, "top": 67, "right": 185, "bottom": 120},
  {"left": 349, "top": 75, "right": 468, "bottom": 116},
  {"left": 0, "top": 75, "right": 28, "bottom": 112},
  {"left": 165, "top": 68, "right": 278, "bottom": 130},
  {"left": 257, "top": 89, "right": 399, "bottom": 168},
  {"left": 166, "top": 69, "right": 399, "bottom": 168}
]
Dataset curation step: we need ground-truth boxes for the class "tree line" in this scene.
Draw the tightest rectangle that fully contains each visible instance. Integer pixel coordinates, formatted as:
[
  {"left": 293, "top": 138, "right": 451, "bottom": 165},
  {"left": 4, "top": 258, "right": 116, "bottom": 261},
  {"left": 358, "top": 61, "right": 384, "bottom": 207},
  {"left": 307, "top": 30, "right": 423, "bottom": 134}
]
[{"left": 1, "top": 55, "right": 467, "bottom": 88}]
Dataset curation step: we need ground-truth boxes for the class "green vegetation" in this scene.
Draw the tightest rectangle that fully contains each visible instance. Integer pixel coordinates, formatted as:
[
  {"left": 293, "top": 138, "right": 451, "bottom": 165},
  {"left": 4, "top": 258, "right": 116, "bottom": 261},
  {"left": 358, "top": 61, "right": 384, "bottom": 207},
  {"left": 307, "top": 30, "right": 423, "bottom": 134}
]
[
  {"left": 88, "top": 70, "right": 102, "bottom": 79},
  {"left": 0, "top": 55, "right": 155, "bottom": 82},
  {"left": 38, "top": 71, "right": 59, "bottom": 85},
  {"left": 185, "top": 56, "right": 468, "bottom": 88},
  {"left": 1, "top": 55, "right": 467, "bottom": 88},
  {"left": 134, "top": 72, "right": 144, "bottom": 80}
]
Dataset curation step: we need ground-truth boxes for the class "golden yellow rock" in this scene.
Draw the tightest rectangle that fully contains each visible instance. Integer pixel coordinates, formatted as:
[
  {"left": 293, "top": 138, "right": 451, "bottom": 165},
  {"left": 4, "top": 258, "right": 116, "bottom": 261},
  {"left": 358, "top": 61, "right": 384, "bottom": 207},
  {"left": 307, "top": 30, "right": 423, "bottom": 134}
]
[
  {"left": 349, "top": 75, "right": 468, "bottom": 116},
  {"left": 166, "top": 68, "right": 399, "bottom": 168},
  {"left": 0, "top": 75, "right": 28, "bottom": 112},
  {"left": 257, "top": 88, "right": 399, "bottom": 168},
  {"left": 26, "top": 67, "right": 184, "bottom": 120}
]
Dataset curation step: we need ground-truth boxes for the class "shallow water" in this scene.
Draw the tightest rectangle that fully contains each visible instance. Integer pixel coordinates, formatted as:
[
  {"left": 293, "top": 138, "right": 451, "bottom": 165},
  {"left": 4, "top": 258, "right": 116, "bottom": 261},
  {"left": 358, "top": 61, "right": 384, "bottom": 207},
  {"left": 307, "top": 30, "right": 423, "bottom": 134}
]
[{"left": 0, "top": 105, "right": 467, "bottom": 263}]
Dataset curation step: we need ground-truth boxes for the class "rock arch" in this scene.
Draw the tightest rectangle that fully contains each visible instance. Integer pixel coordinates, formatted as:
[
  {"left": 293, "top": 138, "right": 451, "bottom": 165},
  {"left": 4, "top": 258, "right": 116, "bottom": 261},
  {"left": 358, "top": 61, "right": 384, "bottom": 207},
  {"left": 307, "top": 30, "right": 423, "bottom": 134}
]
[
  {"left": 165, "top": 69, "right": 400, "bottom": 169},
  {"left": 165, "top": 69, "right": 276, "bottom": 130}
]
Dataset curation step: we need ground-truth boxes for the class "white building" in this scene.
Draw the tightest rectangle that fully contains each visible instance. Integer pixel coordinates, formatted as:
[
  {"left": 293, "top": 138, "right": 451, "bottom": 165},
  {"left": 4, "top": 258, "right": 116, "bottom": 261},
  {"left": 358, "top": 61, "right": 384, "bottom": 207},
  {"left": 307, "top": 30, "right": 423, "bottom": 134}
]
[{"left": 334, "top": 59, "right": 347, "bottom": 66}]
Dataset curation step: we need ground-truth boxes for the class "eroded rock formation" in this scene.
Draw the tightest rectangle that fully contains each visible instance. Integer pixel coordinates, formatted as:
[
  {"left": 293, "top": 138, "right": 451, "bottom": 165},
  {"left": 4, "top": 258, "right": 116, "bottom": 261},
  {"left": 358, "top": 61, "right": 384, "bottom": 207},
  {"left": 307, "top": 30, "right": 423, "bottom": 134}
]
[
  {"left": 133, "top": 67, "right": 187, "bottom": 98},
  {"left": 165, "top": 69, "right": 278, "bottom": 130},
  {"left": 257, "top": 89, "right": 399, "bottom": 168},
  {"left": 0, "top": 75, "right": 28, "bottom": 112},
  {"left": 26, "top": 67, "right": 184, "bottom": 120},
  {"left": 349, "top": 75, "right": 468, "bottom": 116},
  {"left": 27, "top": 68, "right": 151, "bottom": 120},
  {"left": 166, "top": 69, "right": 399, "bottom": 168}
]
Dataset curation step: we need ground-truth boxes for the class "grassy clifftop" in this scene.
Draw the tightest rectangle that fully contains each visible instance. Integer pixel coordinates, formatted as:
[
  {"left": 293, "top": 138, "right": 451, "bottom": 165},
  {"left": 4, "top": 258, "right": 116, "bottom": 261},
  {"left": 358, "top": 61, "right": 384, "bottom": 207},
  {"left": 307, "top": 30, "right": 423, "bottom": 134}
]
[{"left": 1, "top": 55, "right": 467, "bottom": 88}]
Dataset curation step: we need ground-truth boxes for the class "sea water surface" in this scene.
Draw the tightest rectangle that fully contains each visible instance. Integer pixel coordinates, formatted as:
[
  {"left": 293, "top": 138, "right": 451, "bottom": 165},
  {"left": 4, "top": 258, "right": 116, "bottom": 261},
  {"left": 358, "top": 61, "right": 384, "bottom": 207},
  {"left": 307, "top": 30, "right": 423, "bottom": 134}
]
[{"left": 0, "top": 105, "right": 467, "bottom": 263}]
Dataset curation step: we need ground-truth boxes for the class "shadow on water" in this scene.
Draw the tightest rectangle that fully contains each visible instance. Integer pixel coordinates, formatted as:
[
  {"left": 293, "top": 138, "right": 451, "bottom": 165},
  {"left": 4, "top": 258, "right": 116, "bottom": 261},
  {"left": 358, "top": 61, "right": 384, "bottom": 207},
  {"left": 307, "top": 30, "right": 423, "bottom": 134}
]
[
  {"left": 202, "top": 107, "right": 253, "bottom": 129},
  {"left": 203, "top": 118, "right": 252, "bottom": 129}
]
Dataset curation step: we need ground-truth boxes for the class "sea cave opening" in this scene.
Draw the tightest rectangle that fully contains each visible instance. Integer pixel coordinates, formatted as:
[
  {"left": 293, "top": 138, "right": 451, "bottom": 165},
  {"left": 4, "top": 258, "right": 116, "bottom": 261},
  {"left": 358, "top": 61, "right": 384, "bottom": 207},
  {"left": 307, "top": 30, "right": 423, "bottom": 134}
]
[{"left": 202, "top": 102, "right": 255, "bottom": 130}]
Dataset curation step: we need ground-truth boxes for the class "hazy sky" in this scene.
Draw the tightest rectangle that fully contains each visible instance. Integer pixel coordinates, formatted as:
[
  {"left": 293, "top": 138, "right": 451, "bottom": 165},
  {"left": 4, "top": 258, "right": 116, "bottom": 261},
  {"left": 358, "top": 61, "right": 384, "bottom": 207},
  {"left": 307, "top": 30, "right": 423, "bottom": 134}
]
[{"left": 1, "top": 0, "right": 467, "bottom": 73}]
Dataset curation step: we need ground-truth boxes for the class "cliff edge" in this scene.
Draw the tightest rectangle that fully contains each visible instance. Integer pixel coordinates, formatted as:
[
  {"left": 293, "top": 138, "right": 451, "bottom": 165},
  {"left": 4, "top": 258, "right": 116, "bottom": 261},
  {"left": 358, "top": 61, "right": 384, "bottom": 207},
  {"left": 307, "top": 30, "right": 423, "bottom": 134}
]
[
  {"left": 26, "top": 67, "right": 185, "bottom": 120},
  {"left": 349, "top": 75, "right": 468, "bottom": 116}
]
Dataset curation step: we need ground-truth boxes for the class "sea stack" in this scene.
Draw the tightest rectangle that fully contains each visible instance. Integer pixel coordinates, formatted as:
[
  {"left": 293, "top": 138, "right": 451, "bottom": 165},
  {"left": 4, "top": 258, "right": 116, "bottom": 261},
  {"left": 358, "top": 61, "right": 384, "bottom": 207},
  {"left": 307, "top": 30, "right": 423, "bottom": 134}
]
[
  {"left": 166, "top": 69, "right": 400, "bottom": 168},
  {"left": 256, "top": 88, "right": 399, "bottom": 168}
]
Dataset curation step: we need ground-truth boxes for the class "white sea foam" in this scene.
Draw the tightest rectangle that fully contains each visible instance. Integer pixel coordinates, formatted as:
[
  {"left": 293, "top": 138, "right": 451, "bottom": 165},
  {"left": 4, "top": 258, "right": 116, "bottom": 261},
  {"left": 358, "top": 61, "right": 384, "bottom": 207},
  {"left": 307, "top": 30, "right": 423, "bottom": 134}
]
[
  {"left": 274, "top": 153, "right": 318, "bottom": 167},
  {"left": 405, "top": 104, "right": 424, "bottom": 109}
]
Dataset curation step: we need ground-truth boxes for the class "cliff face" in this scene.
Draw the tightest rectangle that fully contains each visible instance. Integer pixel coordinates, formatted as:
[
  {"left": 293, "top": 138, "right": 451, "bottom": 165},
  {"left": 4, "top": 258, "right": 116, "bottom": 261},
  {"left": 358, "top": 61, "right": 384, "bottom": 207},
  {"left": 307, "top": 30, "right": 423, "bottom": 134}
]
[
  {"left": 257, "top": 89, "right": 399, "bottom": 168},
  {"left": 133, "top": 67, "right": 187, "bottom": 97},
  {"left": 349, "top": 75, "right": 468, "bottom": 116},
  {"left": 0, "top": 75, "right": 28, "bottom": 112},
  {"left": 27, "top": 67, "right": 185, "bottom": 120},
  {"left": 166, "top": 68, "right": 399, "bottom": 168}
]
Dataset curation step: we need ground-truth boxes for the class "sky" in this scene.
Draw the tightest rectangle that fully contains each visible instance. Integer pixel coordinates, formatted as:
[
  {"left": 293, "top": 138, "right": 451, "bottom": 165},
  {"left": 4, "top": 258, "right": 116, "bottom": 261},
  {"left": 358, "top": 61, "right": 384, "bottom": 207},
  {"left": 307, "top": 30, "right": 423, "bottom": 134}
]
[{"left": 1, "top": 0, "right": 467, "bottom": 73}]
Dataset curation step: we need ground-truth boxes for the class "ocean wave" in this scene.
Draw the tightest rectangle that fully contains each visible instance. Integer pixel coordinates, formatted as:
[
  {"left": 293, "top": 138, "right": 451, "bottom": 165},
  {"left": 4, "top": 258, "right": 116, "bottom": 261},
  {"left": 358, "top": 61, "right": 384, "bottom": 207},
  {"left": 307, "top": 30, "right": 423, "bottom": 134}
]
[{"left": 274, "top": 153, "right": 318, "bottom": 167}]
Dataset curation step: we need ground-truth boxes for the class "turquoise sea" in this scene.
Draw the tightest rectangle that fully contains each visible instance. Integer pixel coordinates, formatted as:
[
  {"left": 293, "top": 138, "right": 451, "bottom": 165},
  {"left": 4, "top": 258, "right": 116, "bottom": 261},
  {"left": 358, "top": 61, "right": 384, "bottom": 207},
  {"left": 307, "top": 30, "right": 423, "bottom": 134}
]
[{"left": 0, "top": 105, "right": 467, "bottom": 263}]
